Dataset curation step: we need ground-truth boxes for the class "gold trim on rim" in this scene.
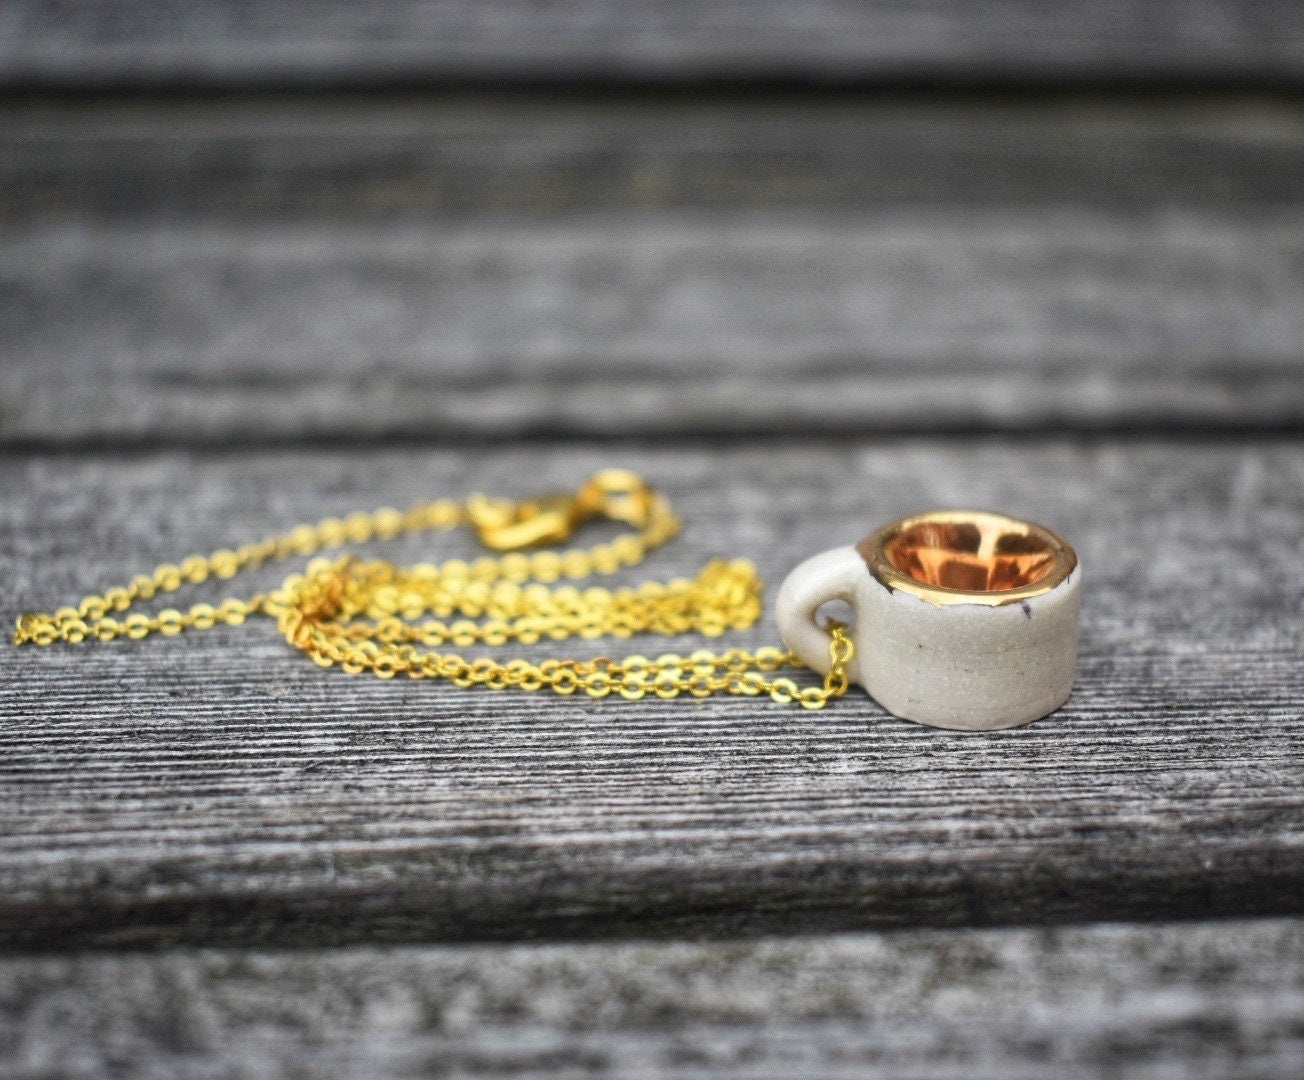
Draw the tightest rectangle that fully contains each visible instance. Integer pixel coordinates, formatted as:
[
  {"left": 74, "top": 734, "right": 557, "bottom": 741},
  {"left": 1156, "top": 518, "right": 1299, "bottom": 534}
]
[{"left": 856, "top": 510, "right": 1077, "bottom": 607}]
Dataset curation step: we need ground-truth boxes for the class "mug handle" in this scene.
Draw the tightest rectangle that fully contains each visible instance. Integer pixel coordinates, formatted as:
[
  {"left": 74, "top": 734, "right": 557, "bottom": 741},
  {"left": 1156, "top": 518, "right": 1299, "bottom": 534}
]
[{"left": 774, "top": 547, "right": 864, "bottom": 682}]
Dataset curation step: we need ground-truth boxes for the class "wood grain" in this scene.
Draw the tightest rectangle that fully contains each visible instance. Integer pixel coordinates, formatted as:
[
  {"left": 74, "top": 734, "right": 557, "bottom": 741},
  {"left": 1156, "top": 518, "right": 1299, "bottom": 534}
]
[
  {"left": 2, "top": 439, "right": 1301, "bottom": 950},
  {"left": 6, "top": 92, "right": 1302, "bottom": 444},
  {"left": 6, "top": 91, "right": 1304, "bottom": 220},
  {"left": 3, "top": 0, "right": 1304, "bottom": 88},
  {"left": 3, "top": 918, "right": 1303, "bottom": 1078},
  {"left": 5, "top": 213, "right": 1304, "bottom": 447}
]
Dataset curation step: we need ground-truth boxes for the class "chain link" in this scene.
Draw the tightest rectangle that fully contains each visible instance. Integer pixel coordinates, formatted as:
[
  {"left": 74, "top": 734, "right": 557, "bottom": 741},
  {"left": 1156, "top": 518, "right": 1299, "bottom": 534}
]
[{"left": 13, "top": 470, "right": 854, "bottom": 710}]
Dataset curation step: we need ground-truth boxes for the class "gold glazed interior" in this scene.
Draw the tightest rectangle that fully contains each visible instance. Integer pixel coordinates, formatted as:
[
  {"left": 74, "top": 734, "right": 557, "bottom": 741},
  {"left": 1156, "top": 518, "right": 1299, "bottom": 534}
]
[{"left": 857, "top": 511, "right": 1076, "bottom": 606}]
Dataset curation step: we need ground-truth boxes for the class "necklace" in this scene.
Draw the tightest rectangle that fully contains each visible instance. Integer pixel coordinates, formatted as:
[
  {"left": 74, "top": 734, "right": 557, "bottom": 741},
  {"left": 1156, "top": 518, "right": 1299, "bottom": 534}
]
[{"left": 13, "top": 470, "right": 854, "bottom": 710}]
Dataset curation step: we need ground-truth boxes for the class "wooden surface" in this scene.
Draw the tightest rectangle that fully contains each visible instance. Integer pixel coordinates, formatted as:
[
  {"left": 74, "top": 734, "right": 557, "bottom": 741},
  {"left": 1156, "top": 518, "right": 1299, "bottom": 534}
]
[
  {"left": 3, "top": 918, "right": 1303, "bottom": 1078},
  {"left": 9, "top": 91, "right": 1304, "bottom": 220},
  {"left": 7, "top": 214, "right": 1304, "bottom": 446},
  {"left": 3, "top": 441, "right": 1301, "bottom": 952},
  {"left": 4, "top": 4, "right": 1304, "bottom": 1074},
  {"left": 4, "top": 88, "right": 1304, "bottom": 446},
  {"left": 4, "top": 0, "right": 1304, "bottom": 87}
]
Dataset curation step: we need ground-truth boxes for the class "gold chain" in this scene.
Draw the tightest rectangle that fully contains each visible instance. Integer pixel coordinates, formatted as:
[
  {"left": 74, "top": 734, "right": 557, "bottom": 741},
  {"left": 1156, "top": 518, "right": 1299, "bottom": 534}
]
[{"left": 13, "top": 470, "right": 853, "bottom": 709}]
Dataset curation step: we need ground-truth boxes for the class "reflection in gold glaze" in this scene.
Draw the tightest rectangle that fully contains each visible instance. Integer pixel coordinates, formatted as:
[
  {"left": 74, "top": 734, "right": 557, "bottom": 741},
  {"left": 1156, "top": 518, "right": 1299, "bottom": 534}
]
[{"left": 857, "top": 511, "right": 1076, "bottom": 607}]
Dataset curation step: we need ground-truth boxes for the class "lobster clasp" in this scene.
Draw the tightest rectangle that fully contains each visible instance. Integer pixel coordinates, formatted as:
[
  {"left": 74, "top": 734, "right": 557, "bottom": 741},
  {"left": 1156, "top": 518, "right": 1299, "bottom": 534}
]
[
  {"left": 467, "top": 470, "right": 661, "bottom": 552},
  {"left": 467, "top": 491, "right": 585, "bottom": 551}
]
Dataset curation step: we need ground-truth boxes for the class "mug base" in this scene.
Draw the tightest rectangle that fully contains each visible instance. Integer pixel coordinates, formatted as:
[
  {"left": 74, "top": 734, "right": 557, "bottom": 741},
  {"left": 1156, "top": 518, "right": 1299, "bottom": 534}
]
[{"left": 859, "top": 681, "right": 1073, "bottom": 731}]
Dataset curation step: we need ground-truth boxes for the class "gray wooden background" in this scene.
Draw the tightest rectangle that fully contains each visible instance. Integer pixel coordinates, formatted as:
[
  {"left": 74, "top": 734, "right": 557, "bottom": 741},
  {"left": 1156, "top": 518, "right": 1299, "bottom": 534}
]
[{"left": 2, "top": 3, "right": 1303, "bottom": 1077}]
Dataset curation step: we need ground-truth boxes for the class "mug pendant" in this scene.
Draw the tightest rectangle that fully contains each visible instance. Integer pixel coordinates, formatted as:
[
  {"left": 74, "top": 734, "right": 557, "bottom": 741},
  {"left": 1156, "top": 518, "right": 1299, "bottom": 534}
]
[{"left": 776, "top": 511, "right": 1080, "bottom": 731}]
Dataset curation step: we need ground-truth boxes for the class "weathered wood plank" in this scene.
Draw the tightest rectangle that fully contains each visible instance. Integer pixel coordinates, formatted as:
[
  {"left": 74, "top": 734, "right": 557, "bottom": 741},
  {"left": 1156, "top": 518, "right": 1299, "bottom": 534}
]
[
  {"left": 5, "top": 92, "right": 1304, "bottom": 220},
  {"left": 3, "top": 918, "right": 1303, "bottom": 1078},
  {"left": 1, "top": 440, "right": 1301, "bottom": 950},
  {"left": 4, "top": 213, "right": 1304, "bottom": 446},
  {"left": 6, "top": 93, "right": 1303, "bottom": 443},
  {"left": 3, "top": 1, "right": 1304, "bottom": 88}
]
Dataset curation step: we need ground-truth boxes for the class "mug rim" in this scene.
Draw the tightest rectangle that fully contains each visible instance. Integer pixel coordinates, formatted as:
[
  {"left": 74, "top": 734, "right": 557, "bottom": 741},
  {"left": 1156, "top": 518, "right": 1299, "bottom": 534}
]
[{"left": 856, "top": 509, "right": 1078, "bottom": 607}]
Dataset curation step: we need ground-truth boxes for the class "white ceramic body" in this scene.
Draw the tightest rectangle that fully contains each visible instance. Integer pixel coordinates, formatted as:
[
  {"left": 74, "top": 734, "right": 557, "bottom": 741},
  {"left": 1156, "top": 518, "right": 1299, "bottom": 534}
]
[{"left": 775, "top": 546, "right": 1081, "bottom": 731}]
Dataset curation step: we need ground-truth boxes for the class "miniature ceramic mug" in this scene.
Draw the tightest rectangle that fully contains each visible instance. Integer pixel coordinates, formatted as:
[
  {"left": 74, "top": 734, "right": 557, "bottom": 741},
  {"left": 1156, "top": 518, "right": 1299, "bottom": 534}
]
[{"left": 776, "top": 510, "right": 1080, "bottom": 731}]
